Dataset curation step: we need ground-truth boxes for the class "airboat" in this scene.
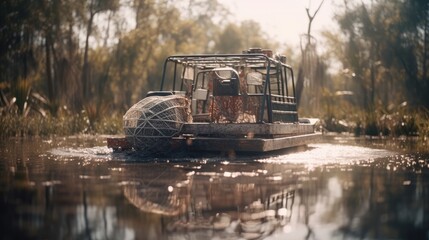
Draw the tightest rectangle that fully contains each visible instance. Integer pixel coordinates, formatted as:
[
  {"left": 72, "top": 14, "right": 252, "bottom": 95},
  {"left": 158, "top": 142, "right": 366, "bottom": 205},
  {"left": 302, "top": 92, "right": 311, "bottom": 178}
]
[{"left": 107, "top": 48, "right": 321, "bottom": 155}]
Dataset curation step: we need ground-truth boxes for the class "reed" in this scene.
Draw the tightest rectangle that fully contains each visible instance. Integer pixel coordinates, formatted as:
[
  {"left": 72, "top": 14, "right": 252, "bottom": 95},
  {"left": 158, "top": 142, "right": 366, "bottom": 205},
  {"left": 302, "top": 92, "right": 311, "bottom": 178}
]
[
  {"left": 0, "top": 112, "right": 123, "bottom": 138},
  {"left": 1, "top": 104, "right": 427, "bottom": 139},
  {"left": 318, "top": 104, "right": 428, "bottom": 138}
]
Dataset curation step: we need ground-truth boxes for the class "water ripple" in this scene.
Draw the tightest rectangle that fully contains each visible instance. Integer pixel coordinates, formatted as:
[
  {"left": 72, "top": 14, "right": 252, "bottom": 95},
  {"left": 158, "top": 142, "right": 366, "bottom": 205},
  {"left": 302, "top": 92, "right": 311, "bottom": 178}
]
[
  {"left": 49, "top": 146, "right": 113, "bottom": 160},
  {"left": 257, "top": 143, "right": 394, "bottom": 165}
]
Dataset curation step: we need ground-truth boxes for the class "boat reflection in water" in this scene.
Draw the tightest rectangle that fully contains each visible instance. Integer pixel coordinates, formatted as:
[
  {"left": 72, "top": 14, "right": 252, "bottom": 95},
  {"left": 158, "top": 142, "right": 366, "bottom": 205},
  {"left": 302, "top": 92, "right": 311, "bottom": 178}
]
[
  {"left": 117, "top": 141, "right": 429, "bottom": 240},
  {"left": 122, "top": 161, "right": 302, "bottom": 239}
]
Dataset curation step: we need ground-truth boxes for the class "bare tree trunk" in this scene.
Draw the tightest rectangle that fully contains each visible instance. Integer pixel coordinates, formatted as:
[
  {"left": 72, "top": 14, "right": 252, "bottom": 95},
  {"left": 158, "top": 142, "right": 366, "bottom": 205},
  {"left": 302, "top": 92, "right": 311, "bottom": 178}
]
[
  {"left": 82, "top": 12, "right": 94, "bottom": 103},
  {"left": 422, "top": 4, "right": 429, "bottom": 107},
  {"left": 45, "top": 37, "right": 53, "bottom": 103},
  {"left": 297, "top": 0, "right": 325, "bottom": 109},
  {"left": 305, "top": 0, "right": 325, "bottom": 46},
  {"left": 423, "top": 4, "right": 428, "bottom": 81},
  {"left": 296, "top": 66, "right": 304, "bottom": 106}
]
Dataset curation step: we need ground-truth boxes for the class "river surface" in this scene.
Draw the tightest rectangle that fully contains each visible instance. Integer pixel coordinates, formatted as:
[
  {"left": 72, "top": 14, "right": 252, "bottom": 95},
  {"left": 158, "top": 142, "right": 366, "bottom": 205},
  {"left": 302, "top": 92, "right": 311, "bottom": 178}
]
[{"left": 0, "top": 135, "right": 428, "bottom": 240}]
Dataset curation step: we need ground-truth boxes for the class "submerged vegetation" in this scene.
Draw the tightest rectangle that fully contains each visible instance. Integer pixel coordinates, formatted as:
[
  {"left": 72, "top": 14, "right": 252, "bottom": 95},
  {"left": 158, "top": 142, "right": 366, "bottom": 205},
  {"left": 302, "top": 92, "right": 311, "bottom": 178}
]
[{"left": 0, "top": 0, "right": 428, "bottom": 140}]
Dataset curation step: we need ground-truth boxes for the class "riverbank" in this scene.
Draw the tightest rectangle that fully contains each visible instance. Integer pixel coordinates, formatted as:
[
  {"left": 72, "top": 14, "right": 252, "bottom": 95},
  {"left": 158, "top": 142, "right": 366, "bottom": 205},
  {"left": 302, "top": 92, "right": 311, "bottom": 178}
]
[
  {"left": 1, "top": 109, "right": 428, "bottom": 141},
  {"left": 0, "top": 112, "right": 123, "bottom": 137}
]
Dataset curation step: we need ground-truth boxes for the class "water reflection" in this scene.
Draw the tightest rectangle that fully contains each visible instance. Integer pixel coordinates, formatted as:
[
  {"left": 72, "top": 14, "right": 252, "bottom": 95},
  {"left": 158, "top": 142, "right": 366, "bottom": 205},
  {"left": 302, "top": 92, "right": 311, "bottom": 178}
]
[
  {"left": 126, "top": 162, "right": 300, "bottom": 239},
  {"left": 0, "top": 136, "right": 428, "bottom": 239}
]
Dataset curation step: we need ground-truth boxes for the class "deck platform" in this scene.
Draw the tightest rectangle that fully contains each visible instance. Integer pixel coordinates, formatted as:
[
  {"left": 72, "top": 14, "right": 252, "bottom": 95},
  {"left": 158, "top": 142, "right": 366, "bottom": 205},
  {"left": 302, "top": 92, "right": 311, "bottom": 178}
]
[{"left": 174, "top": 132, "right": 321, "bottom": 152}]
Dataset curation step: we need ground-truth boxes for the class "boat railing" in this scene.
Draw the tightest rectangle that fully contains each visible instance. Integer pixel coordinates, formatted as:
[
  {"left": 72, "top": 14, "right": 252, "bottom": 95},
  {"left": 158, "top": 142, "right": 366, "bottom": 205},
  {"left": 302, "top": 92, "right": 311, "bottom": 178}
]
[
  {"left": 158, "top": 52, "right": 299, "bottom": 123},
  {"left": 269, "top": 94, "right": 298, "bottom": 123}
]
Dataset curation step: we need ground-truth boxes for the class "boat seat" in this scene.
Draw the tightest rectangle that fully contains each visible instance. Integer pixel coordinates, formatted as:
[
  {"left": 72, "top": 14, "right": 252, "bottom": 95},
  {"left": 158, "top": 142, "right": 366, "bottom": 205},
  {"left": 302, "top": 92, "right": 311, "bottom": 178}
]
[
  {"left": 193, "top": 88, "right": 209, "bottom": 100},
  {"left": 212, "top": 69, "right": 240, "bottom": 96},
  {"left": 192, "top": 88, "right": 211, "bottom": 119}
]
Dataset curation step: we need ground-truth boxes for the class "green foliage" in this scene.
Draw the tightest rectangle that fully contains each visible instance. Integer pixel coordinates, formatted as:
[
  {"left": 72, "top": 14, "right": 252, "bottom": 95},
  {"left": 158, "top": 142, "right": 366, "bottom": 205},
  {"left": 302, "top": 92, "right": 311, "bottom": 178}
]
[
  {"left": 2, "top": 0, "right": 426, "bottom": 139},
  {"left": 318, "top": 0, "right": 429, "bottom": 137},
  {"left": 1, "top": 77, "right": 48, "bottom": 118},
  {"left": 0, "top": 0, "right": 277, "bottom": 137},
  {"left": 320, "top": 98, "right": 429, "bottom": 138},
  {"left": 0, "top": 109, "right": 123, "bottom": 138},
  {"left": 214, "top": 20, "right": 277, "bottom": 54},
  {"left": 415, "top": 108, "right": 429, "bottom": 140}
]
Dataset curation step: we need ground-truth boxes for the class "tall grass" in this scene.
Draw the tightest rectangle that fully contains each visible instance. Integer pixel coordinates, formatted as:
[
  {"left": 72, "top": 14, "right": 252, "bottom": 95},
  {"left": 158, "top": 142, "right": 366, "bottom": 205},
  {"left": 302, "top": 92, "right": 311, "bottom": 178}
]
[
  {"left": 317, "top": 102, "right": 429, "bottom": 139},
  {"left": 0, "top": 111, "right": 123, "bottom": 138}
]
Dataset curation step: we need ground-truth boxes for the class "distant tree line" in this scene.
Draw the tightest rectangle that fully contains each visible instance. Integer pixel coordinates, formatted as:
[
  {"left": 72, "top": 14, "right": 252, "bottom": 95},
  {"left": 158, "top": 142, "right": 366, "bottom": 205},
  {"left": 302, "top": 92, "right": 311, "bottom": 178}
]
[
  {"left": 0, "top": 0, "right": 275, "bottom": 123},
  {"left": 0, "top": 0, "right": 428, "bottom": 137},
  {"left": 319, "top": 0, "right": 429, "bottom": 135}
]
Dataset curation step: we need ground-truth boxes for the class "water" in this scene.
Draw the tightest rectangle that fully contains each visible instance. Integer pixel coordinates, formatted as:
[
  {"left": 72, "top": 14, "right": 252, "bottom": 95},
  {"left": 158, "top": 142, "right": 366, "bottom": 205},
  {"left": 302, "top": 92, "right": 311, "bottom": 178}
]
[{"left": 0, "top": 135, "right": 428, "bottom": 240}]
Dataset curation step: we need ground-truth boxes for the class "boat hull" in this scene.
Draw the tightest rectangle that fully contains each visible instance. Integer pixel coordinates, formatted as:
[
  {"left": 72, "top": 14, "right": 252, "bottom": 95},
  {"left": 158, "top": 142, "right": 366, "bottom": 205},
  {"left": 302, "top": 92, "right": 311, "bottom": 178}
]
[
  {"left": 174, "top": 132, "right": 321, "bottom": 152},
  {"left": 108, "top": 122, "right": 320, "bottom": 154}
]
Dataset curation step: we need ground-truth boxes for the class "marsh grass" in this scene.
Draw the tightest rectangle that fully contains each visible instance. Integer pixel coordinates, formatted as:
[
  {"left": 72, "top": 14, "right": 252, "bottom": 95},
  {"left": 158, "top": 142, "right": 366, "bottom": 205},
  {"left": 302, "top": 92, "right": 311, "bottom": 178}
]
[
  {"left": 0, "top": 111, "right": 123, "bottom": 138},
  {"left": 1, "top": 101, "right": 428, "bottom": 140},
  {"left": 316, "top": 105, "right": 429, "bottom": 139},
  {"left": 414, "top": 108, "right": 429, "bottom": 140},
  {"left": 309, "top": 91, "right": 429, "bottom": 138}
]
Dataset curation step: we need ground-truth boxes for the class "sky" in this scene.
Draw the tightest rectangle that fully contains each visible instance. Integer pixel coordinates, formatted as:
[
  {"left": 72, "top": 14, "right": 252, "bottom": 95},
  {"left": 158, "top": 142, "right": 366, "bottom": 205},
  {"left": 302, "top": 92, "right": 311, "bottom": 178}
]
[{"left": 217, "top": 0, "right": 340, "bottom": 49}]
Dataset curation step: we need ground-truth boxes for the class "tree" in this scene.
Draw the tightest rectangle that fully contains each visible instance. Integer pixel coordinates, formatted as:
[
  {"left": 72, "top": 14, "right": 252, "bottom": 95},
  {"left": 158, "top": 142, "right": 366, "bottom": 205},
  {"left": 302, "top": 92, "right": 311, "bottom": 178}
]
[
  {"left": 296, "top": 0, "right": 326, "bottom": 113},
  {"left": 329, "top": 0, "right": 429, "bottom": 110},
  {"left": 81, "top": 0, "right": 119, "bottom": 105}
]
